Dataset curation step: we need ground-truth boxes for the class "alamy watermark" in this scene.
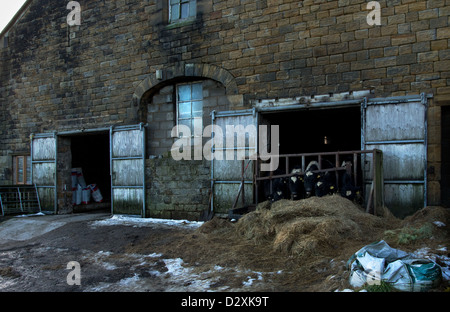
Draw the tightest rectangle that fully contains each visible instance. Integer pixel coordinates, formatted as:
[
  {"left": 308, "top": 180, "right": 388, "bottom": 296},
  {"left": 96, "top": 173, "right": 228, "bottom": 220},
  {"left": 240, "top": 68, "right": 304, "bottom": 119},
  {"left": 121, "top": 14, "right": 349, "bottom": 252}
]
[
  {"left": 66, "top": 261, "right": 81, "bottom": 286},
  {"left": 366, "top": 1, "right": 381, "bottom": 26},
  {"left": 171, "top": 123, "right": 280, "bottom": 172},
  {"left": 67, "top": 1, "right": 81, "bottom": 26}
]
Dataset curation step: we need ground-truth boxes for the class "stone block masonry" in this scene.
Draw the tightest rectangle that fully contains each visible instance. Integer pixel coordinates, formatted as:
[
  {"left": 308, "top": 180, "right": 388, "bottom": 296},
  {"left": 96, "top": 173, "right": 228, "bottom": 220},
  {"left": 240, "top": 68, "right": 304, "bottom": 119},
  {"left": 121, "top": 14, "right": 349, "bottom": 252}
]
[
  {"left": 146, "top": 157, "right": 211, "bottom": 220},
  {"left": 0, "top": 0, "right": 449, "bottom": 211},
  {"left": 1, "top": 0, "right": 448, "bottom": 125}
]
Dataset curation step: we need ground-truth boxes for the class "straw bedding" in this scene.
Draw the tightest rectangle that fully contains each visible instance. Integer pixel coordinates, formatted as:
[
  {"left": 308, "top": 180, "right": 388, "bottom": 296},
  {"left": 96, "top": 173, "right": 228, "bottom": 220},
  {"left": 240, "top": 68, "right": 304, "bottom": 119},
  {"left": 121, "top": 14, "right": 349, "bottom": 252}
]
[{"left": 234, "top": 195, "right": 397, "bottom": 258}]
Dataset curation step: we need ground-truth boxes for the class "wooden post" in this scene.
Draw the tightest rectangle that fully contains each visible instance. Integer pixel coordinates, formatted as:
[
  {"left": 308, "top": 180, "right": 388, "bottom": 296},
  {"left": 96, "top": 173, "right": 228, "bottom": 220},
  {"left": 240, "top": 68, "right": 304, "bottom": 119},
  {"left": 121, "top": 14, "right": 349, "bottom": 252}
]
[
  {"left": 373, "top": 149, "right": 384, "bottom": 215},
  {"left": 366, "top": 182, "right": 374, "bottom": 214},
  {"left": 254, "top": 157, "right": 258, "bottom": 205},
  {"left": 241, "top": 160, "right": 245, "bottom": 207}
]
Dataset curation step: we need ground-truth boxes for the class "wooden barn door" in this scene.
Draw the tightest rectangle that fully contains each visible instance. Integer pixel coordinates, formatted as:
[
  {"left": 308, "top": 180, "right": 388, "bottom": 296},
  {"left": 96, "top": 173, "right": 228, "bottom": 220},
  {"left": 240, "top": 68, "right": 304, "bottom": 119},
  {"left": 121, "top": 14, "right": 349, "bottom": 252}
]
[
  {"left": 31, "top": 133, "right": 57, "bottom": 214},
  {"left": 210, "top": 109, "right": 257, "bottom": 215},
  {"left": 110, "top": 124, "right": 146, "bottom": 217},
  {"left": 362, "top": 94, "right": 428, "bottom": 217}
]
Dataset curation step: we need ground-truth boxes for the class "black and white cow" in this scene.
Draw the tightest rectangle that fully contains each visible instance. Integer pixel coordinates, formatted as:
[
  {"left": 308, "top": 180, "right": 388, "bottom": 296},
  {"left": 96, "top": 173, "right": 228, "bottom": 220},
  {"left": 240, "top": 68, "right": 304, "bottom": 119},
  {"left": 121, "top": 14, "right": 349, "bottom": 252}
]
[
  {"left": 262, "top": 168, "right": 288, "bottom": 203},
  {"left": 340, "top": 166, "right": 361, "bottom": 201},
  {"left": 288, "top": 167, "right": 304, "bottom": 200},
  {"left": 304, "top": 161, "right": 319, "bottom": 198},
  {"left": 303, "top": 160, "right": 338, "bottom": 198},
  {"left": 263, "top": 167, "right": 306, "bottom": 202},
  {"left": 315, "top": 171, "right": 336, "bottom": 197},
  {"left": 314, "top": 159, "right": 337, "bottom": 197},
  {"left": 271, "top": 176, "right": 287, "bottom": 202}
]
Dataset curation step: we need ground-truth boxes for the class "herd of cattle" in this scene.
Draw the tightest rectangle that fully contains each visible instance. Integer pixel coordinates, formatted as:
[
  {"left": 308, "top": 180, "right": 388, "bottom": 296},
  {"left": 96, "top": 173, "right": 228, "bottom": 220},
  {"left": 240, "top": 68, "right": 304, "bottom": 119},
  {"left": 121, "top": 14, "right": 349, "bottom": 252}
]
[{"left": 263, "top": 160, "right": 361, "bottom": 203}]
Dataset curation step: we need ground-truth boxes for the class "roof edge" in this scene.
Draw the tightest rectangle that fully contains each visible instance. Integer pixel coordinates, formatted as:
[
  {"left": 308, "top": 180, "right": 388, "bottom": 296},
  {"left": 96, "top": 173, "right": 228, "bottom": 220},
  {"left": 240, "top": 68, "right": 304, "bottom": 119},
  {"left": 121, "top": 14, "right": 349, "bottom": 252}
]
[{"left": 0, "top": 0, "right": 33, "bottom": 39}]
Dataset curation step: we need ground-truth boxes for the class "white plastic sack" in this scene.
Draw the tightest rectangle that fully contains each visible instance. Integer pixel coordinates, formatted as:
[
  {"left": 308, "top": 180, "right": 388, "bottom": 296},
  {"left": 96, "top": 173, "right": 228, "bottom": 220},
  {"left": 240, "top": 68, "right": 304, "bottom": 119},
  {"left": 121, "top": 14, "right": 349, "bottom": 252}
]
[
  {"left": 349, "top": 251, "right": 385, "bottom": 287},
  {"left": 75, "top": 184, "right": 82, "bottom": 205},
  {"left": 71, "top": 169, "right": 78, "bottom": 190},
  {"left": 89, "top": 184, "right": 103, "bottom": 203},
  {"left": 383, "top": 259, "right": 413, "bottom": 292},
  {"left": 74, "top": 168, "right": 86, "bottom": 188},
  {"left": 348, "top": 240, "right": 442, "bottom": 291},
  {"left": 82, "top": 187, "right": 91, "bottom": 204}
]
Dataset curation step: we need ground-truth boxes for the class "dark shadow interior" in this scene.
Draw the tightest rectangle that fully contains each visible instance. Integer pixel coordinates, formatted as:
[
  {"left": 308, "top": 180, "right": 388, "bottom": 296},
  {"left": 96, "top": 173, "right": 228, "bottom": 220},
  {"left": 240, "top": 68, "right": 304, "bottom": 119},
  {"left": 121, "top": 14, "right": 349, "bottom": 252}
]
[
  {"left": 257, "top": 106, "right": 363, "bottom": 202},
  {"left": 261, "top": 106, "right": 361, "bottom": 155},
  {"left": 71, "top": 133, "right": 111, "bottom": 202},
  {"left": 442, "top": 106, "right": 450, "bottom": 207}
]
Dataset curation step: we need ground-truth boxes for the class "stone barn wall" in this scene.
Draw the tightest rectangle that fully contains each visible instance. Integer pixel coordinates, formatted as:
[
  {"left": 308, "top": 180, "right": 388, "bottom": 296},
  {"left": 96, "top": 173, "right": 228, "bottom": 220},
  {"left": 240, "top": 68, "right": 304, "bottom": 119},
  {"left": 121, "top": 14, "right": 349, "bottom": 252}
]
[{"left": 0, "top": 0, "right": 449, "bottom": 217}]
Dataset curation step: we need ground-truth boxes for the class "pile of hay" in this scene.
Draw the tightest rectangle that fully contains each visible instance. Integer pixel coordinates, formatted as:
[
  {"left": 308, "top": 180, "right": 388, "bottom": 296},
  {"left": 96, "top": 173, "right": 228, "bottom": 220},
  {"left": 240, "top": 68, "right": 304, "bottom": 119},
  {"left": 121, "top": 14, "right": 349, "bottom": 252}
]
[
  {"left": 234, "top": 195, "right": 396, "bottom": 259},
  {"left": 384, "top": 205, "right": 450, "bottom": 247}
]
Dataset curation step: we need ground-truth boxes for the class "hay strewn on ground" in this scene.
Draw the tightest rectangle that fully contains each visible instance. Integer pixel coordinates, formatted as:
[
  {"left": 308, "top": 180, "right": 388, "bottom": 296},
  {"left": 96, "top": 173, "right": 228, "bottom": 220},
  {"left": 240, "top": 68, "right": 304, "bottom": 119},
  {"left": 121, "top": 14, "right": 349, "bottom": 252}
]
[
  {"left": 234, "top": 195, "right": 399, "bottom": 259},
  {"left": 385, "top": 205, "right": 450, "bottom": 247},
  {"left": 131, "top": 195, "right": 449, "bottom": 291},
  {"left": 194, "top": 195, "right": 449, "bottom": 291}
]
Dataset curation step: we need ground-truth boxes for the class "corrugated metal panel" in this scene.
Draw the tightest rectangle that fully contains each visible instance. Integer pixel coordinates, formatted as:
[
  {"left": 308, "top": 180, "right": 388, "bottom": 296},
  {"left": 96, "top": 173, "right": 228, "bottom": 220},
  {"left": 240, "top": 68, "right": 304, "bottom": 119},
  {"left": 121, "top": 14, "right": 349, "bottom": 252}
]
[
  {"left": 110, "top": 124, "right": 146, "bottom": 216},
  {"left": 363, "top": 94, "right": 428, "bottom": 218},
  {"left": 31, "top": 134, "right": 57, "bottom": 213},
  {"left": 211, "top": 109, "right": 257, "bottom": 215}
]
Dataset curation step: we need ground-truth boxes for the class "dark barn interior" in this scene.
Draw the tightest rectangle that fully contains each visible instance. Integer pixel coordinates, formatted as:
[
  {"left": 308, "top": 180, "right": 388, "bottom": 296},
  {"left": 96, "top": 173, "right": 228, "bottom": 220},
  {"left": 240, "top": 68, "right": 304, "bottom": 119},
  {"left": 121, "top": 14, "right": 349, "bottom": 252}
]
[
  {"left": 260, "top": 106, "right": 362, "bottom": 170},
  {"left": 256, "top": 106, "right": 363, "bottom": 202},
  {"left": 442, "top": 106, "right": 450, "bottom": 208},
  {"left": 261, "top": 106, "right": 361, "bottom": 155},
  {"left": 70, "top": 133, "right": 111, "bottom": 204}
]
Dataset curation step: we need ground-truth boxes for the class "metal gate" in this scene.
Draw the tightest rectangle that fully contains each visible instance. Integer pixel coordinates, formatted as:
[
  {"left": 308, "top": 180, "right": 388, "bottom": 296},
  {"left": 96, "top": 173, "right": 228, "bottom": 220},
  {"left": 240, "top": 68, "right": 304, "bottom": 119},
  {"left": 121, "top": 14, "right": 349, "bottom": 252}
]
[
  {"left": 362, "top": 94, "right": 429, "bottom": 217},
  {"left": 210, "top": 109, "right": 257, "bottom": 215},
  {"left": 30, "top": 132, "right": 57, "bottom": 214},
  {"left": 110, "top": 123, "right": 146, "bottom": 217}
]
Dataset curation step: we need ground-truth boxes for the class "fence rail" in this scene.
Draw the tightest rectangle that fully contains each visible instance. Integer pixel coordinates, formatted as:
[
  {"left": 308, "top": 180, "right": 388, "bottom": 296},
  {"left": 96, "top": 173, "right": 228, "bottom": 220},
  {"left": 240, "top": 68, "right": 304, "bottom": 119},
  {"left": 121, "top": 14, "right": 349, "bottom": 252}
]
[
  {"left": 254, "top": 149, "right": 384, "bottom": 215},
  {"left": 0, "top": 185, "right": 42, "bottom": 216}
]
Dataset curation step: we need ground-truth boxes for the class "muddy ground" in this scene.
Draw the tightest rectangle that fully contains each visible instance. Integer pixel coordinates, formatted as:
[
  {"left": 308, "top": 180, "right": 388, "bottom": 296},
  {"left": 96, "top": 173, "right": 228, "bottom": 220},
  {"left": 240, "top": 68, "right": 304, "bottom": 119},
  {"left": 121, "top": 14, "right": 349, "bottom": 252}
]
[{"left": 0, "top": 196, "right": 449, "bottom": 294}]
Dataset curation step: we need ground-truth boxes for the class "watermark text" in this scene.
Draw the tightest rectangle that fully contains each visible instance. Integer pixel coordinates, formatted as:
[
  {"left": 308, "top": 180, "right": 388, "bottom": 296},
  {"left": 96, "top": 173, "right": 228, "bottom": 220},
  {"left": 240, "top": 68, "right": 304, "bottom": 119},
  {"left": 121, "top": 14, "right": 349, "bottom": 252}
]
[
  {"left": 171, "top": 123, "right": 280, "bottom": 172},
  {"left": 67, "top": 1, "right": 81, "bottom": 26},
  {"left": 66, "top": 261, "right": 81, "bottom": 286}
]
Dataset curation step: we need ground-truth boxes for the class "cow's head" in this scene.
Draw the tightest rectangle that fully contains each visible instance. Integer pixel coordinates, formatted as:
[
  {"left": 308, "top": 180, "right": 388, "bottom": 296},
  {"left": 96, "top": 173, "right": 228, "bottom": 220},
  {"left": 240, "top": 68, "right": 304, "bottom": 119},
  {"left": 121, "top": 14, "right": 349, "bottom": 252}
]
[
  {"left": 288, "top": 174, "right": 304, "bottom": 199},
  {"left": 303, "top": 171, "right": 317, "bottom": 197}
]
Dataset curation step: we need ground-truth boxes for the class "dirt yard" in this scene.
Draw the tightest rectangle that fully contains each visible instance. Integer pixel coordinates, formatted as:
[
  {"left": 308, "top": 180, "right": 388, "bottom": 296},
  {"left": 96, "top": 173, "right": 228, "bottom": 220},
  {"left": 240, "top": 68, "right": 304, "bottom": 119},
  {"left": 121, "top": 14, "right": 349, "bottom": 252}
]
[{"left": 0, "top": 195, "right": 449, "bottom": 293}]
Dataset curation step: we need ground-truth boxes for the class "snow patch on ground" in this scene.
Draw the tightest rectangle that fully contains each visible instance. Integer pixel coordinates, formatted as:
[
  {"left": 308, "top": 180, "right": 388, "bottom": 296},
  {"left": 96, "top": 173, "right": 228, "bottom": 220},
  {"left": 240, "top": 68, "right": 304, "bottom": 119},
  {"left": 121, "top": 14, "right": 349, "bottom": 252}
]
[
  {"left": 89, "top": 215, "right": 203, "bottom": 229},
  {"left": 14, "top": 212, "right": 46, "bottom": 218},
  {"left": 242, "top": 272, "right": 263, "bottom": 286},
  {"left": 88, "top": 251, "right": 117, "bottom": 270}
]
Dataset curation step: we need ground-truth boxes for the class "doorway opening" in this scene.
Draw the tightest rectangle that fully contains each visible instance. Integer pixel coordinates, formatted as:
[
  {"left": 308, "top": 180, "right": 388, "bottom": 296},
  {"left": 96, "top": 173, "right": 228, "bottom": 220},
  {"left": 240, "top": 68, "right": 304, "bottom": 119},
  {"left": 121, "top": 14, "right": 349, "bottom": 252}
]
[
  {"left": 441, "top": 106, "right": 450, "bottom": 207},
  {"left": 257, "top": 106, "right": 363, "bottom": 202},
  {"left": 260, "top": 106, "right": 361, "bottom": 155},
  {"left": 70, "top": 132, "right": 111, "bottom": 212}
]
